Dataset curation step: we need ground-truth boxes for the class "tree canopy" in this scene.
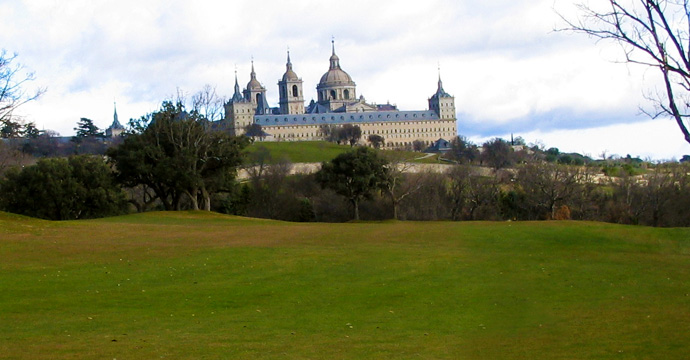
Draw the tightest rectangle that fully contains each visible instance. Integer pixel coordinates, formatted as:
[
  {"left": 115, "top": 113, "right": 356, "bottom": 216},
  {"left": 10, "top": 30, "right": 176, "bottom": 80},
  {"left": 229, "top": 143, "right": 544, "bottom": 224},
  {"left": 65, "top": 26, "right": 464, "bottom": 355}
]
[
  {"left": 107, "top": 101, "right": 249, "bottom": 211},
  {"left": 73, "top": 118, "right": 104, "bottom": 140},
  {"left": 0, "top": 155, "right": 127, "bottom": 220},
  {"left": 367, "top": 134, "right": 385, "bottom": 149},
  {"left": 316, "top": 146, "right": 388, "bottom": 220}
]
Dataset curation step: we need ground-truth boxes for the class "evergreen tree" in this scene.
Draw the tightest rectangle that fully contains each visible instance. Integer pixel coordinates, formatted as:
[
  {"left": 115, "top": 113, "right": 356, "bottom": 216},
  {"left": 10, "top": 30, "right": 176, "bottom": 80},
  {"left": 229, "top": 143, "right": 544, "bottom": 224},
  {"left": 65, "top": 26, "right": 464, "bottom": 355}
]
[
  {"left": 0, "top": 155, "right": 127, "bottom": 220},
  {"left": 316, "top": 147, "right": 387, "bottom": 220}
]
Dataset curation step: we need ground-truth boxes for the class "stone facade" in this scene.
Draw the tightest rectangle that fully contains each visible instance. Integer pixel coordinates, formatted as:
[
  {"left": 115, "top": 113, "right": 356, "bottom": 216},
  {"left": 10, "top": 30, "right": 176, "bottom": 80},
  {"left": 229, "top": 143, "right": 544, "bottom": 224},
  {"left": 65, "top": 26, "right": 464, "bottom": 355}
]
[{"left": 220, "top": 41, "right": 457, "bottom": 149}]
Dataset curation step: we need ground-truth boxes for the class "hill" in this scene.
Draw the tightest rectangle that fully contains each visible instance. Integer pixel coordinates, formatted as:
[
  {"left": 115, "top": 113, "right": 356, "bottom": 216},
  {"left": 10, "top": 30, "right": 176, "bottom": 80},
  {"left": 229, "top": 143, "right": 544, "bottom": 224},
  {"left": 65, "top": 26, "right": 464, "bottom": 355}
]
[
  {"left": 246, "top": 141, "right": 439, "bottom": 164},
  {"left": 1, "top": 212, "right": 688, "bottom": 359}
]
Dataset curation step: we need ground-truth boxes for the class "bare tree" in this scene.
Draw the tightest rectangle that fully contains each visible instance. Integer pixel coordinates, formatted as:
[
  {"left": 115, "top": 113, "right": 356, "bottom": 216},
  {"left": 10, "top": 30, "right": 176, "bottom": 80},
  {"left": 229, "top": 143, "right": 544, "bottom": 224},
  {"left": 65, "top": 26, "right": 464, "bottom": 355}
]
[
  {"left": 380, "top": 152, "right": 425, "bottom": 220},
  {"left": 562, "top": 0, "right": 690, "bottom": 144},
  {"left": 446, "top": 165, "right": 499, "bottom": 221},
  {"left": 0, "top": 140, "right": 32, "bottom": 178},
  {"left": 516, "top": 162, "right": 581, "bottom": 220},
  {"left": 1, "top": 50, "right": 45, "bottom": 132},
  {"left": 192, "top": 84, "right": 225, "bottom": 122},
  {"left": 319, "top": 124, "right": 338, "bottom": 142}
]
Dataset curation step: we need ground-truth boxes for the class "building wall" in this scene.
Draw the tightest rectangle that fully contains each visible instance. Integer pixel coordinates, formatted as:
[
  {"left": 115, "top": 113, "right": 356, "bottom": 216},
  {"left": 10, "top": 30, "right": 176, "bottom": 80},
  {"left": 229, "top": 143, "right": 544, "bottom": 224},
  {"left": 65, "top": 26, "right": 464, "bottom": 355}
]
[
  {"left": 278, "top": 80, "right": 305, "bottom": 115},
  {"left": 225, "top": 102, "right": 254, "bottom": 136},
  {"left": 265, "top": 119, "right": 456, "bottom": 148}
]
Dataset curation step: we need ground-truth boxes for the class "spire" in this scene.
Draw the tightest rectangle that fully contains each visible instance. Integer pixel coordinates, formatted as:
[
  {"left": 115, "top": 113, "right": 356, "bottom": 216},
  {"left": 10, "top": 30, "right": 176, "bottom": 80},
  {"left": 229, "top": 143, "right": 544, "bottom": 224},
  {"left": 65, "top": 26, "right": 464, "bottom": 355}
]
[
  {"left": 246, "top": 57, "right": 263, "bottom": 91},
  {"left": 232, "top": 68, "right": 243, "bottom": 102},
  {"left": 432, "top": 64, "right": 451, "bottom": 99},
  {"left": 286, "top": 49, "right": 293, "bottom": 71},
  {"left": 111, "top": 102, "right": 123, "bottom": 129},
  {"left": 329, "top": 37, "right": 340, "bottom": 70}
]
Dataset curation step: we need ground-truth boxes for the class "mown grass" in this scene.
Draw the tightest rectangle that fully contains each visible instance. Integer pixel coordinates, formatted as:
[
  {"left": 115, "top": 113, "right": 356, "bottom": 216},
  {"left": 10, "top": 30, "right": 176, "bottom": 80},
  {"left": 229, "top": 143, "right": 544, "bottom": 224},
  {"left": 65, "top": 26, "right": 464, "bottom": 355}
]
[
  {"left": 245, "top": 141, "right": 439, "bottom": 164},
  {"left": 1, "top": 211, "right": 689, "bottom": 359}
]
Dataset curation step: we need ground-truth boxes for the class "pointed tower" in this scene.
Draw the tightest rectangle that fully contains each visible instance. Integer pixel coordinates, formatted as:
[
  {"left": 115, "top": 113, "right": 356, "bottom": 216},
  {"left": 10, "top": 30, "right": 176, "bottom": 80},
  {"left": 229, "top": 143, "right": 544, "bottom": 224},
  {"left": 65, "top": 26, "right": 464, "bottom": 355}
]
[
  {"left": 225, "top": 69, "right": 254, "bottom": 136},
  {"left": 428, "top": 70, "right": 455, "bottom": 120},
  {"left": 243, "top": 60, "right": 270, "bottom": 115},
  {"left": 278, "top": 50, "right": 305, "bottom": 115},
  {"left": 105, "top": 102, "right": 125, "bottom": 137},
  {"left": 231, "top": 69, "right": 244, "bottom": 103}
]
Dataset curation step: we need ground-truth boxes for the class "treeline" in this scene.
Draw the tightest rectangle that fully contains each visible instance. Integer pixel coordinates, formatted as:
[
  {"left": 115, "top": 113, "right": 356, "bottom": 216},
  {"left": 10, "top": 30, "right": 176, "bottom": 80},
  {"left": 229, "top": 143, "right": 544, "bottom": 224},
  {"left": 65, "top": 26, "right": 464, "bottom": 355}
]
[
  {"left": 225, "top": 153, "right": 690, "bottom": 227},
  {"left": 1, "top": 99, "right": 689, "bottom": 227}
]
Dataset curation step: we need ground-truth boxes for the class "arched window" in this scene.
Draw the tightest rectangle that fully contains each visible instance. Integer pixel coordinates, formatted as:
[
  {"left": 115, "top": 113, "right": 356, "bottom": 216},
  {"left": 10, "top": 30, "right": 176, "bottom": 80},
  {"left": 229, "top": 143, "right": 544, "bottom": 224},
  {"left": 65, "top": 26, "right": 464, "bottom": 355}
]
[
  {"left": 292, "top": 85, "right": 299, "bottom": 97},
  {"left": 330, "top": 90, "right": 336, "bottom": 100},
  {"left": 344, "top": 89, "right": 350, "bottom": 99}
]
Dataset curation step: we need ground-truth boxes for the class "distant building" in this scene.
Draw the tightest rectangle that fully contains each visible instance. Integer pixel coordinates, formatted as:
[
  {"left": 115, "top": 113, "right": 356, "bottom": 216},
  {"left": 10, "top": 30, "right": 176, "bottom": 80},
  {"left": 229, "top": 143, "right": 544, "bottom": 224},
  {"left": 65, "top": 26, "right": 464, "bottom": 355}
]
[
  {"left": 105, "top": 103, "right": 125, "bottom": 138},
  {"left": 424, "top": 138, "right": 452, "bottom": 153},
  {"left": 217, "top": 41, "right": 457, "bottom": 149}
]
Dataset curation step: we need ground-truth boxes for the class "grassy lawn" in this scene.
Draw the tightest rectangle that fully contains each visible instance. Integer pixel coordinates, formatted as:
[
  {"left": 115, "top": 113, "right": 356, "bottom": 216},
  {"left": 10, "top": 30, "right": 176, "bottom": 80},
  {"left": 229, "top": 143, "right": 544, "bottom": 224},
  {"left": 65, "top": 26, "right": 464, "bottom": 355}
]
[
  {"left": 246, "top": 141, "right": 440, "bottom": 164},
  {"left": 1, "top": 211, "right": 689, "bottom": 359}
]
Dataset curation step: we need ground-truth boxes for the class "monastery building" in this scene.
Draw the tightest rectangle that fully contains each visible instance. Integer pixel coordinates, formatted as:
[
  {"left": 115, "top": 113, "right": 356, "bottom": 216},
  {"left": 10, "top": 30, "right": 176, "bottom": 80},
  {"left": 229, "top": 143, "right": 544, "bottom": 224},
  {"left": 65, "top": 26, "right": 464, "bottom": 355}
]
[{"left": 219, "top": 42, "right": 457, "bottom": 148}]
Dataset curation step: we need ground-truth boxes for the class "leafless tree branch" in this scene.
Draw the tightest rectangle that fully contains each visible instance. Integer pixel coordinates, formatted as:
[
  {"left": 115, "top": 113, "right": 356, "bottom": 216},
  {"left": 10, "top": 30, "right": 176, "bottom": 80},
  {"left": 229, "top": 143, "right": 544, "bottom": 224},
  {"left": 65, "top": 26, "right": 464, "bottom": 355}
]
[{"left": 559, "top": 0, "right": 690, "bottom": 144}]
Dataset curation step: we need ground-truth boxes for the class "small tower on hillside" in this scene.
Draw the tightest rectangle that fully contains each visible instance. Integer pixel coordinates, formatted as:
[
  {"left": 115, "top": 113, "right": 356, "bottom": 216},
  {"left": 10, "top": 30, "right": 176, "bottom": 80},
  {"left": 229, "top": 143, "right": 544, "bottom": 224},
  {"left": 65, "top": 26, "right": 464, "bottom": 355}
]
[
  {"left": 278, "top": 50, "right": 305, "bottom": 115},
  {"left": 105, "top": 102, "right": 125, "bottom": 137},
  {"left": 428, "top": 71, "right": 456, "bottom": 120}
]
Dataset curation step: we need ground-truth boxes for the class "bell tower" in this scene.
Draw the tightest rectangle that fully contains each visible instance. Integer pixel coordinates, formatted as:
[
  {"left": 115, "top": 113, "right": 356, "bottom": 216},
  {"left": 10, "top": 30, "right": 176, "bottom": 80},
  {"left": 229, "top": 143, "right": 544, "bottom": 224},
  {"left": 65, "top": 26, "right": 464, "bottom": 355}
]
[
  {"left": 428, "top": 71, "right": 455, "bottom": 120},
  {"left": 243, "top": 60, "right": 270, "bottom": 115},
  {"left": 278, "top": 51, "right": 305, "bottom": 114}
]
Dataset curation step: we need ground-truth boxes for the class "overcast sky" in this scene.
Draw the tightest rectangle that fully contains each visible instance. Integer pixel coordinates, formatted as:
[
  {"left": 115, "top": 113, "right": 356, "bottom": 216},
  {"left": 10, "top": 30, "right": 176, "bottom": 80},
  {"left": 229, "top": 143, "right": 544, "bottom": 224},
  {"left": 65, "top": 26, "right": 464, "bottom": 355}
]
[{"left": 2, "top": 0, "right": 689, "bottom": 160}]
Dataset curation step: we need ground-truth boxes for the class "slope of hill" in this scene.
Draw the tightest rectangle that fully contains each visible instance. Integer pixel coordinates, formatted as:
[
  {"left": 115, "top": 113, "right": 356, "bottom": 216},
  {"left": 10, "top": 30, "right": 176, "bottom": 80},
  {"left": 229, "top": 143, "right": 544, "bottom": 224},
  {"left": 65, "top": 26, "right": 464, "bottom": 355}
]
[
  {"left": 245, "top": 141, "right": 439, "bottom": 164},
  {"left": 1, "top": 212, "right": 688, "bottom": 359}
]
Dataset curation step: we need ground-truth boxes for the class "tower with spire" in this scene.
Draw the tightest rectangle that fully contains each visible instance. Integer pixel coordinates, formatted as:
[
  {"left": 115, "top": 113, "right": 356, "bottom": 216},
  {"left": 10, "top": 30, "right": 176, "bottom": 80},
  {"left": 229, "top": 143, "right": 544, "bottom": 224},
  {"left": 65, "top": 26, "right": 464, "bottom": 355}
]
[
  {"left": 224, "top": 69, "right": 255, "bottom": 136},
  {"left": 278, "top": 50, "right": 305, "bottom": 115},
  {"left": 105, "top": 102, "right": 125, "bottom": 137},
  {"left": 242, "top": 60, "right": 270, "bottom": 115},
  {"left": 428, "top": 69, "right": 456, "bottom": 120}
]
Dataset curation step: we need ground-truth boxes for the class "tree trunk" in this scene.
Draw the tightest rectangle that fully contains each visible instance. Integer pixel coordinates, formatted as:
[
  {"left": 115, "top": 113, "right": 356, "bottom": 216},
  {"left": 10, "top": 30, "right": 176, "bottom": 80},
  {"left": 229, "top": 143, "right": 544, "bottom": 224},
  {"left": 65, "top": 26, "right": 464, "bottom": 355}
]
[
  {"left": 128, "top": 199, "right": 142, "bottom": 213},
  {"left": 174, "top": 193, "right": 183, "bottom": 211},
  {"left": 353, "top": 198, "right": 360, "bottom": 221},
  {"left": 201, "top": 186, "right": 211, "bottom": 211},
  {"left": 185, "top": 189, "right": 199, "bottom": 210}
]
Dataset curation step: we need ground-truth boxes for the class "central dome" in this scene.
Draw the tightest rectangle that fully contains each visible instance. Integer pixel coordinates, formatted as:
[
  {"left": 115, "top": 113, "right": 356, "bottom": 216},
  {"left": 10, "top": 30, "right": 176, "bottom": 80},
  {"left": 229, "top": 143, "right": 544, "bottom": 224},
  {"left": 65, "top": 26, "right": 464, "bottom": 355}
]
[
  {"left": 318, "top": 44, "right": 355, "bottom": 88},
  {"left": 319, "top": 67, "right": 353, "bottom": 86}
]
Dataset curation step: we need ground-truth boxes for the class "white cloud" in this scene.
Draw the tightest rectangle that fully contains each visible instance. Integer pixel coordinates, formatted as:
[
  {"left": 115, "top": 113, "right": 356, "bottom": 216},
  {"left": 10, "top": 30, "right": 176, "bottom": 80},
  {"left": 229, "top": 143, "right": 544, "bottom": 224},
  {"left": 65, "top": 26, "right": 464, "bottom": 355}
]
[{"left": 506, "top": 118, "right": 690, "bottom": 160}]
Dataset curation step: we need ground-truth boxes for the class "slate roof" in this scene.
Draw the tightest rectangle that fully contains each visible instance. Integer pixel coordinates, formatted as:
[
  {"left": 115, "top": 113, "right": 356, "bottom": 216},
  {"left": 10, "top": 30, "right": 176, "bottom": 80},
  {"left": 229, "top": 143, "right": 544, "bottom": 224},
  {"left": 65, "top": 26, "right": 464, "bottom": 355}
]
[{"left": 254, "top": 110, "right": 440, "bottom": 127}]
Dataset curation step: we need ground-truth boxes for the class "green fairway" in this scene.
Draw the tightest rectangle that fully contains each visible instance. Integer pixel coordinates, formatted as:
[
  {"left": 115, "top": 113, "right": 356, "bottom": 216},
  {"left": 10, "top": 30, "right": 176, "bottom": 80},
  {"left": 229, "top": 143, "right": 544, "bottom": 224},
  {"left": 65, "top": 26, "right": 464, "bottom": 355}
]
[
  {"left": 246, "top": 141, "right": 439, "bottom": 163},
  {"left": 1, "top": 212, "right": 689, "bottom": 359}
]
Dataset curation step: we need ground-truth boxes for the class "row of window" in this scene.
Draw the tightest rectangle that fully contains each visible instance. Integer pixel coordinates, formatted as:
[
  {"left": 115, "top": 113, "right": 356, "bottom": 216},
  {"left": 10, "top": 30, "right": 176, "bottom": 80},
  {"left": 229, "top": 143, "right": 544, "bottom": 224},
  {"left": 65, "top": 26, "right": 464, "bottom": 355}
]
[
  {"left": 321, "top": 89, "right": 352, "bottom": 101},
  {"left": 271, "top": 130, "right": 455, "bottom": 140},
  {"left": 263, "top": 112, "right": 439, "bottom": 124},
  {"left": 362, "top": 127, "right": 453, "bottom": 134},
  {"left": 264, "top": 122, "right": 454, "bottom": 131}
]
